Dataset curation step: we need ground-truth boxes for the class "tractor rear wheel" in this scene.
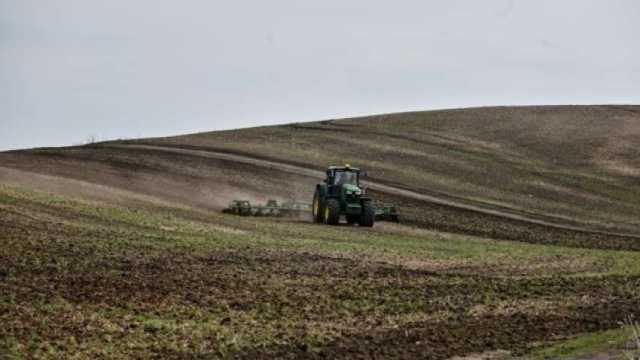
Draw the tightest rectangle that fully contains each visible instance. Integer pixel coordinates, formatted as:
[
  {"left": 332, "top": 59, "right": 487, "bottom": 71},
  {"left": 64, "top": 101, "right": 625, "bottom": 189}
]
[
  {"left": 324, "top": 199, "right": 340, "bottom": 225},
  {"left": 359, "top": 202, "right": 375, "bottom": 227},
  {"left": 312, "top": 190, "right": 324, "bottom": 223}
]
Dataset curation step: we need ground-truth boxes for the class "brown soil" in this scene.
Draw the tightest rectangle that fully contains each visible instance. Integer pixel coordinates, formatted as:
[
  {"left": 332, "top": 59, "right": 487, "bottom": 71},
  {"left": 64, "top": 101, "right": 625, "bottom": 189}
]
[
  {"left": 3, "top": 105, "right": 640, "bottom": 358},
  {"left": 2, "top": 203, "right": 639, "bottom": 359}
]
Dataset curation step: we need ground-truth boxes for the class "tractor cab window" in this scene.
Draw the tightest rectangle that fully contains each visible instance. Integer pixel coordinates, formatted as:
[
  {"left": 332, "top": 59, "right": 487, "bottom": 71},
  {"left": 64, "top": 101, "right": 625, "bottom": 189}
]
[{"left": 334, "top": 170, "right": 358, "bottom": 186}]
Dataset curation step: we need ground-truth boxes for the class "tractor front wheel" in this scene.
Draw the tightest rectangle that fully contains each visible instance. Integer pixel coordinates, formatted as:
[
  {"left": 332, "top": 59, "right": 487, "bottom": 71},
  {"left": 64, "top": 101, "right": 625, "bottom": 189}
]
[
  {"left": 324, "top": 199, "right": 340, "bottom": 225},
  {"left": 359, "top": 202, "right": 375, "bottom": 227},
  {"left": 312, "top": 190, "right": 324, "bottom": 223}
]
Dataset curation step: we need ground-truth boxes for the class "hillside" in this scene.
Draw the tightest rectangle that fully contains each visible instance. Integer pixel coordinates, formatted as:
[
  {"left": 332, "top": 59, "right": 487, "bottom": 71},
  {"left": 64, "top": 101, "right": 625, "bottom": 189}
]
[
  {"left": 2, "top": 105, "right": 640, "bottom": 247},
  {"left": 2, "top": 105, "right": 640, "bottom": 358},
  {"left": 151, "top": 105, "right": 640, "bottom": 233}
]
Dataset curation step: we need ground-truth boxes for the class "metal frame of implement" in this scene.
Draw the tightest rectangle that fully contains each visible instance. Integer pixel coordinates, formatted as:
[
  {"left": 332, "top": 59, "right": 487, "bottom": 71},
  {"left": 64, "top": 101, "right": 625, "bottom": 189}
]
[{"left": 223, "top": 199, "right": 399, "bottom": 223}]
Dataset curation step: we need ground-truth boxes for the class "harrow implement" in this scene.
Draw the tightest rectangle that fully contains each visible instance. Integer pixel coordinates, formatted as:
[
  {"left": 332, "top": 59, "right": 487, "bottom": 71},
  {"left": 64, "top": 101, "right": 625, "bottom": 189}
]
[
  {"left": 375, "top": 203, "right": 400, "bottom": 223},
  {"left": 222, "top": 200, "right": 311, "bottom": 217},
  {"left": 223, "top": 199, "right": 400, "bottom": 223}
]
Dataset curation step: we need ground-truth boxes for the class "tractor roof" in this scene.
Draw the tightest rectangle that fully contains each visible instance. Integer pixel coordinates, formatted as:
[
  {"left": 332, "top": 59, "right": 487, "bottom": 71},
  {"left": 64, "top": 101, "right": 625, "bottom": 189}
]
[{"left": 328, "top": 165, "right": 361, "bottom": 172}]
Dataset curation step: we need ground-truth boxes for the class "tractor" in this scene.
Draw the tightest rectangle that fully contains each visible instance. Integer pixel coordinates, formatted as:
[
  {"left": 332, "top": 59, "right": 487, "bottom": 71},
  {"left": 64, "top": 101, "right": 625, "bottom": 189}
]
[{"left": 312, "top": 165, "right": 375, "bottom": 227}]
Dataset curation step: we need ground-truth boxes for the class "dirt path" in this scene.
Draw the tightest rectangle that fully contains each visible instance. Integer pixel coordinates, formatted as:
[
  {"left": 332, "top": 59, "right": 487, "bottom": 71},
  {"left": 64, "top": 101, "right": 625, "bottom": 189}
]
[{"left": 109, "top": 144, "right": 640, "bottom": 240}]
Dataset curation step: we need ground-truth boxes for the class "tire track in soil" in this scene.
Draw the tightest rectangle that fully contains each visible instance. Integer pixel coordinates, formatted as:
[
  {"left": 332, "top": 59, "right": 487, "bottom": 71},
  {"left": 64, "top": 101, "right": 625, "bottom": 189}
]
[{"left": 109, "top": 144, "right": 640, "bottom": 241}]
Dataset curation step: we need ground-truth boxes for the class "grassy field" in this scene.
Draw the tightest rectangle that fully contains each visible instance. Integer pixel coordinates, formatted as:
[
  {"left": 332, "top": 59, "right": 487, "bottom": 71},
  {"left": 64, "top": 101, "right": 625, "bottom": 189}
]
[
  {"left": 2, "top": 105, "right": 640, "bottom": 358},
  {"left": 2, "top": 184, "right": 640, "bottom": 358}
]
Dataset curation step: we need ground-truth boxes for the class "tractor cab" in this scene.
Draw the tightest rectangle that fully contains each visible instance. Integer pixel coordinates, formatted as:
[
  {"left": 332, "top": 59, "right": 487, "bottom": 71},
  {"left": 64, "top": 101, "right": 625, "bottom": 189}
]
[
  {"left": 325, "top": 165, "right": 362, "bottom": 196},
  {"left": 326, "top": 166, "right": 360, "bottom": 186}
]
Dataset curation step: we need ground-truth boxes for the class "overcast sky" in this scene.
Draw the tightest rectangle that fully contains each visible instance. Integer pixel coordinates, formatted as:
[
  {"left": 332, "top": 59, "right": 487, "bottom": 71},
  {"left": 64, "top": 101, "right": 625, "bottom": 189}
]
[{"left": 1, "top": 1, "right": 639, "bottom": 151}]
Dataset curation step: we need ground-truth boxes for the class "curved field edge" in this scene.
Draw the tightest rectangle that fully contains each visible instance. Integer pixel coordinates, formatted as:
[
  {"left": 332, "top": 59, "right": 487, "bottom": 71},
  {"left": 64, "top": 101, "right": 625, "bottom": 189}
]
[{"left": 1, "top": 185, "right": 640, "bottom": 359}]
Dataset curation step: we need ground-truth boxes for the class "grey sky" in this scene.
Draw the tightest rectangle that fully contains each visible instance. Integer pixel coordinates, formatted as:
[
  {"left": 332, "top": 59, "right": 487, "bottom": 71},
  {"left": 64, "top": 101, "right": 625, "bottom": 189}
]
[{"left": 1, "top": 0, "right": 639, "bottom": 151}]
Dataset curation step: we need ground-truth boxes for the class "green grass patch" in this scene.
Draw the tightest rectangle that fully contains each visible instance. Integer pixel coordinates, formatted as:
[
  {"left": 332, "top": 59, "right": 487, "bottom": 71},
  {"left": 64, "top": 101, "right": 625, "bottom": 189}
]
[{"left": 526, "top": 327, "right": 636, "bottom": 360}]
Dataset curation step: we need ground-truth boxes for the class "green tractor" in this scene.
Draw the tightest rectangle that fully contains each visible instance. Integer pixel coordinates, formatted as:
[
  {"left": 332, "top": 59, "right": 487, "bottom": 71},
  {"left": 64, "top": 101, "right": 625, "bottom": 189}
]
[{"left": 312, "top": 165, "right": 375, "bottom": 227}]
